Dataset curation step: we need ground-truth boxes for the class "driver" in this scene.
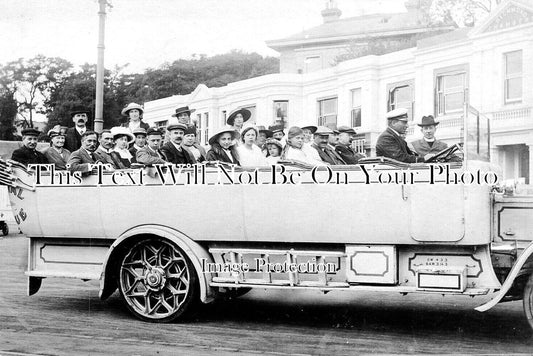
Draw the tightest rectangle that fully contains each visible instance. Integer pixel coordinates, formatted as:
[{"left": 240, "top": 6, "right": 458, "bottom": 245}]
[{"left": 411, "top": 115, "right": 461, "bottom": 162}]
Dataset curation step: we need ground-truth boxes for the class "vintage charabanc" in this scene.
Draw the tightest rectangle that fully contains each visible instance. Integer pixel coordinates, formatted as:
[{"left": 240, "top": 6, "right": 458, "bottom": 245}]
[{"left": 0, "top": 107, "right": 532, "bottom": 330}]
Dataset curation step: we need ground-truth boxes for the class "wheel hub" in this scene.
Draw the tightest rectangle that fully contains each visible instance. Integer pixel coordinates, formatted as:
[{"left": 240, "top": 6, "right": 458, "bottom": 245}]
[{"left": 145, "top": 267, "right": 166, "bottom": 291}]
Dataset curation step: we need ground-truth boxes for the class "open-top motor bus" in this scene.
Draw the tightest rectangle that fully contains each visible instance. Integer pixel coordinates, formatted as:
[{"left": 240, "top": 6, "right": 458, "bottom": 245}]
[{"left": 1, "top": 105, "right": 532, "bottom": 329}]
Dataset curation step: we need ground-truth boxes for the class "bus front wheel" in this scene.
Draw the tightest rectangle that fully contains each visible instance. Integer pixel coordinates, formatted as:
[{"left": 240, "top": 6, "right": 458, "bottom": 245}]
[{"left": 523, "top": 273, "right": 533, "bottom": 331}]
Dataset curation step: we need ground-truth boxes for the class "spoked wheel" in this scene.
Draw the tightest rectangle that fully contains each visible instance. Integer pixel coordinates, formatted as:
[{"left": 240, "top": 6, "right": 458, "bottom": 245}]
[
  {"left": 524, "top": 273, "right": 533, "bottom": 331},
  {"left": 119, "top": 238, "right": 198, "bottom": 322}
]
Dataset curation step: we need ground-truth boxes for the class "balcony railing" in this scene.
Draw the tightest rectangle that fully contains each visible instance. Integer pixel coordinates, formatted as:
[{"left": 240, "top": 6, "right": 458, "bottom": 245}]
[{"left": 491, "top": 106, "right": 531, "bottom": 122}]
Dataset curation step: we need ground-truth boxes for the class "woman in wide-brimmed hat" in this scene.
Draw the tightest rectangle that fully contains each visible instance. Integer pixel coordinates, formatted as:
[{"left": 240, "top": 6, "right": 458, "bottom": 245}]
[
  {"left": 227, "top": 108, "right": 251, "bottom": 131},
  {"left": 121, "top": 102, "right": 150, "bottom": 133},
  {"left": 236, "top": 126, "right": 267, "bottom": 167},
  {"left": 110, "top": 126, "right": 135, "bottom": 168},
  {"left": 205, "top": 126, "right": 240, "bottom": 165}
]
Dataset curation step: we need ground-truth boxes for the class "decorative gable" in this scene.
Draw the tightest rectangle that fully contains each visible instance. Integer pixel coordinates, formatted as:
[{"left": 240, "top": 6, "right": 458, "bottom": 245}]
[{"left": 483, "top": 4, "right": 533, "bottom": 33}]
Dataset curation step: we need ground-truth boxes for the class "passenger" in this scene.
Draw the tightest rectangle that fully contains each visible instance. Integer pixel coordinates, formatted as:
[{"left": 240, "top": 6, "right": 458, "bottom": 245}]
[
  {"left": 11, "top": 128, "right": 47, "bottom": 165},
  {"left": 172, "top": 106, "right": 195, "bottom": 126},
  {"left": 301, "top": 125, "right": 317, "bottom": 146},
  {"left": 121, "top": 102, "right": 150, "bottom": 133},
  {"left": 64, "top": 106, "right": 91, "bottom": 152},
  {"left": 269, "top": 125, "right": 285, "bottom": 142},
  {"left": 67, "top": 131, "right": 98, "bottom": 173},
  {"left": 328, "top": 127, "right": 340, "bottom": 151},
  {"left": 335, "top": 126, "right": 365, "bottom": 164},
  {"left": 411, "top": 115, "right": 461, "bottom": 162},
  {"left": 265, "top": 138, "right": 282, "bottom": 165},
  {"left": 129, "top": 128, "right": 147, "bottom": 164},
  {"left": 237, "top": 127, "right": 267, "bottom": 167},
  {"left": 256, "top": 126, "right": 273, "bottom": 156},
  {"left": 110, "top": 127, "right": 134, "bottom": 169},
  {"left": 161, "top": 122, "right": 195, "bottom": 164},
  {"left": 227, "top": 108, "right": 251, "bottom": 132},
  {"left": 376, "top": 108, "right": 428, "bottom": 163},
  {"left": 205, "top": 126, "right": 240, "bottom": 165},
  {"left": 43, "top": 129, "right": 71, "bottom": 170},
  {"left": 182, "top": 126, "right": 206, "bottom": 162},
  {"left": 136, "top": 128, "right": 167, "bottom": 165},
  {"left": 306, "top": 126, "right": 346, "bottom": 165},
  {"left": 93, "top": 130, "right": 120, "bottom": 169},
  {"left": 280, "top": 126, "right": 324, "bottom": 166}
]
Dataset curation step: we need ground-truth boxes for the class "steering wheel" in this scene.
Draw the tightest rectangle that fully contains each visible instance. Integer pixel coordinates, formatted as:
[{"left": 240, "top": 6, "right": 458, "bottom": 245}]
[{"left": 425, "top": 143, "right": 462, "bottom": 163}]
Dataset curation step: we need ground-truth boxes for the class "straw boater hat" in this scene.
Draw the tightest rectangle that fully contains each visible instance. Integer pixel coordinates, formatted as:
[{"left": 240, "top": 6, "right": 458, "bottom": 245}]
[
  {"left": 110, "top": 126, "right": 135, "bottom": 143},
  {"left": 301, "top": 125, "right": 317, "bottom": 134},
  {"left": 171, "top": 106, "right": 195, "bottom": 117},
  {"left": 209, "top": 126, "right": 239, "bottom": 146},
  {"left": 227, "top": 108, "right": 251, "bottom": 126},
  {"left": 417, "top": 115, "right": 440, "bottom": 127},
  {"left": 121, "top": 102, "right": 144, "bottom": 116}
]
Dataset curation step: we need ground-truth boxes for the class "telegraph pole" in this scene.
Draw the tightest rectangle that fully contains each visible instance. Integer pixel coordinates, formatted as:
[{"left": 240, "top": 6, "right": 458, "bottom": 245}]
[{"left": 94, "top": 0, "right": 111, "bottom": 133}]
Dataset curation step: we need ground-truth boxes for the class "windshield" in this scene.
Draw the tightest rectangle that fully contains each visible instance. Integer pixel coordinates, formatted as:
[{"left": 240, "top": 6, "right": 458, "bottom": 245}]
[{"left": 464, "top": 105, "right": 490, "bottom": 162}]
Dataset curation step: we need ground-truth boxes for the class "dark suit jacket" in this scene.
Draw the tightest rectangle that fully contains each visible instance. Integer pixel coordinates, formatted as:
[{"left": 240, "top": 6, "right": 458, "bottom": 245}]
[
  {"left": 44, "top": 147, "right": 71, "bottom": 170},
  {"left": 376, "top": 127, "right": 424, "bottom": 163},
  {"left": 93, "top": 147, "right": 120, "bottom": 169},
  {"left": 310, "top": 143, "right": 345, "bottom": 165},
  {"left": 335, "top": 144, "right": 364, "bottom": 165},
  {"left": 11, "top": 145, "right": 48, "bottom": 166},
  {"left": 161, "top": 142, "right": 195, "bottom": 165},
  {"left": 67, "top": 148, "right": 95, "bottom": 173},
  {"left": 64, "top": 127, "right": 84, "bottom": 152},
  {"left": 136, "top": 146, "right": 167, "bottom": 166},
  {"left": 205, "top": 147, "right": 240, "bottom": 165}
]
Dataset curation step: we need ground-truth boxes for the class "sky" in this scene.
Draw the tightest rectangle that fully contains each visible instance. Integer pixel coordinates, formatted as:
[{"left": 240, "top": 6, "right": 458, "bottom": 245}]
[{"left": 1, "top": 0, "right": 406, "bottom": 73}]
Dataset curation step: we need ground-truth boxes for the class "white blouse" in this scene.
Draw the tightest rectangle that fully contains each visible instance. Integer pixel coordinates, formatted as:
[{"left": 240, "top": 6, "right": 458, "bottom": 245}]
[{"left": 237, "top": 144, "right": 268, "bottom": 167}]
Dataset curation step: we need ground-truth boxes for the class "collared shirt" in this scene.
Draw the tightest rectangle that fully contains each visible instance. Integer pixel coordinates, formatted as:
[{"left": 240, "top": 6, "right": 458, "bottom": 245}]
[
  {"left": 389, "top": 127, "right": 401, "bottom": 137},
  {"left": 76, "top": 126, "right": 86, "bottom": 136},
  {"left": 171, "top": 141, "right": 183, "bottom": 152},
  {"left": 128, "top": 121, "right": 141, "bottom": 132},
  {"left": 223, "top": 148, "right": 234, "bottom": 163}
]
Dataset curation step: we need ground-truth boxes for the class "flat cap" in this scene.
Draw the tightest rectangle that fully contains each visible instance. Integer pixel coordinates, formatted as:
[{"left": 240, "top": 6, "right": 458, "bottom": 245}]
[
  {"left": 132, "top": 127, "right": 147, "bottom": 136},
  {"left": 314, "top": 126, "right": 333, "bottom": 135},
  {"left": 338, "top": 126, "right": 356, "bottom": 135},
  {"left": 166, "top": 123, "right": 188, "bottom": 132},
  {"left": 146, "top": 128, "right": 163, "bottom": 136},
  {"left": 21, "top": 128, "right": 40, "bottom": 137}
]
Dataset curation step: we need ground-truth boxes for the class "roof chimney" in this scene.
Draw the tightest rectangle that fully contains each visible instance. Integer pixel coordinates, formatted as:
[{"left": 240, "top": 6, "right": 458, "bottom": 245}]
[{"left": 321, "top": 0, "right": 342, "bottom": 23}]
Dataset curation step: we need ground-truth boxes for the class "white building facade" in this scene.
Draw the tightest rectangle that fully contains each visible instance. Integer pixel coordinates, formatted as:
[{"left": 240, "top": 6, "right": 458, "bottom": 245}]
[{"left": 144, "top": 0, "right": 533, "bottom": 183}]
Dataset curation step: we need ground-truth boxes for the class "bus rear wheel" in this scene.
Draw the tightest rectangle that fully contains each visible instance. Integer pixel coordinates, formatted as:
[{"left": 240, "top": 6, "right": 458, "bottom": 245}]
[
  {"left": 524, "top": 273, "right": 533, "bottom": 331},
  {"left": 118, "top": 238, "right": 198, "bottom": 322}
]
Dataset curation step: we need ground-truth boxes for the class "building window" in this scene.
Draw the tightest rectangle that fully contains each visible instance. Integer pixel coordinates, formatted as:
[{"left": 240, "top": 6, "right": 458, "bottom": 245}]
[
  {"left": 350, "top": 88, "right": 362, "bottom": 127},
  {"left": 221, "top": 110, "right": 227, "bottom": 126},
  {"left": 387, "top": 80, "right": 414, "bottom": 121},
  {"left": 504, "top": 50, "right": 522, "bottom": 104},
  {"left": 273, "top": 101, "right": 288, "bottom": 128},
  {"left": 434, "top": 65, "right": 468, "bottom": 116},
  {"left": 305, "top": 56, "right": 322, "bottom": 73},
  {"left": 155, "top": 120, "right": 168, "bottom": 129},
  {"left": 317, "top": 97, "right": 337, "bottom": 127}
]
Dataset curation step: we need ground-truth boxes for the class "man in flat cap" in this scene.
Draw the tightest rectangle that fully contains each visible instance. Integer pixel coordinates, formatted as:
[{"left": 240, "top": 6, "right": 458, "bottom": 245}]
[
  {"left": 306, "top": 126, "right": 346, "bottom": 165},
  {"left": 129, "top": 128, "right": 147, "bottom": 164},
  {"left": 161, "top": 122, "right": 195, "bottom": 164},
  {"left": 67, "top": 131, "right": 98, "bottom": 173},
  {"left": 11, "top": 128, "right": 47, "bottom": 165},
  {"left": 376, "top": 108, "right": 429, "bottom": 163},
  {"left": 411, "top": 115, "right": 460, "bottom": 162},
  {"left": 44, "top": 129, "right": 71, "bottom": 170},
  {"left": 136, "top": 128, "right": 167, "bottom": 165},
  {"left": 64, "top": 106, "right": 91, "bottom": 152},
  {"left": 335, "top": 126, "right": 365, "bottom": 164}
]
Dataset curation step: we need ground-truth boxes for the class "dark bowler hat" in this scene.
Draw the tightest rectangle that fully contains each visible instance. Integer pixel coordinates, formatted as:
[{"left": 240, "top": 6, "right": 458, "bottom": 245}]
[
  {"left": 70, "top": 106, "right": 91, "bottom": 118},
  {"left": 386, "top": 108, "right": 409, "bottom": 121},
  {"left": 171, "top": 106, "right": 195, "bottom": 117},
  {"left": 418, "top": 115, "right": 440, "bottom": 127},
  {"left": 21, "top": 128, "right": 40, "bottom": 137},
  {"left": 269, "top": 124, "right": 285, "bottom": 135},
  {"left": 166, "top": 122, "right": 188, "bottom": 132},
  {"left": 227, "top": 108, "right": 251, "bottom": 126},
  {"left": 301, "top": 125, "right": 317, "bottom": 134},
  {"left": 184, "top": 126, "right": 197, "bottom": 135},
  {"left": 257, "top": 126, "right": 273, "bottom": 138},
  {"left": 132, "top": 127, "right": 147, "bottom": 136},
  {"left": 146, "top": 128, "right": 163, "bottom": 136},
  {"left": 338, "top": 126, "right": 356, "bottom": 135}
]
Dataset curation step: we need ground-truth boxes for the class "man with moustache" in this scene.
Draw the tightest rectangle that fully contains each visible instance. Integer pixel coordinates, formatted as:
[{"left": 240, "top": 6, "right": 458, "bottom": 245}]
[
  {"left": 306, "top": 126, "right": 346, "bottom": 165},
  {"left": 136, "top": 128, "right": 167, "bottom": 165},
  {"left": 44, "top": 129, "right": 71, "bottom": 170},
  {"left": 376, "top": 108, "right": 430, "bottom": 163},
  {"left": 11, "top": 128, "right": 47, "bottom": 165},
  {"left": 67, "top": 131, "right": 98, "bottom": 173},
  {"left": 64, "top": 106, "right": 91, "bottom": 152},
  {"left": 93, "top": 130, "right": 121, "bottom": 169},
  {"left": 335, "top": 126, "right": 365, "bottom": 164},
  {"left": 161, "top": 122, "right": 195, "bottom": 164}
]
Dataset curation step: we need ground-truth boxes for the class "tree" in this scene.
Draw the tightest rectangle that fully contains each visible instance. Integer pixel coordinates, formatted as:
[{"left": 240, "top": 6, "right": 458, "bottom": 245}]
[
  {"left": 4, "top": 55, "right": 72, "bottom": 128},
  {"left": 430, "top": 0, "right": 503, "bottom": 26}
]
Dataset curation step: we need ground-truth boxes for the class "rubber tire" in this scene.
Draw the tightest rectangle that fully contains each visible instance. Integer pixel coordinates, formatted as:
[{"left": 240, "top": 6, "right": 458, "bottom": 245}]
[
  {"left": 2, "top": 225, "right": 8, "bottom": 236},
  {"left": 523, "top": 273, "right": 533, "bottom": 332},
  {"left": 118, "top": 238, "right": 198, "bottom": 323}
]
